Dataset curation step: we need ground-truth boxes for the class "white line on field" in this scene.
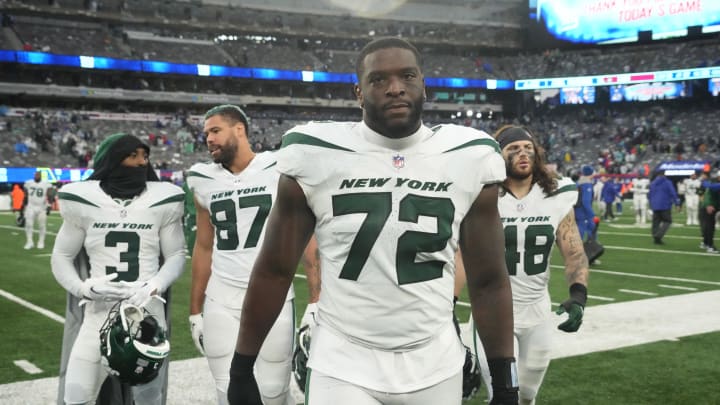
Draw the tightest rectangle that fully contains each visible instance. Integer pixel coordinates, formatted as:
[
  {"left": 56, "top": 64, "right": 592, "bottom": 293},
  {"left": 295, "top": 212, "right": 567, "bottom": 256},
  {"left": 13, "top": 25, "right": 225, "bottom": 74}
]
[
  {"left": 602, "top": 244, "right": 720, "bottom": 256},
  {"left": 0, "top": 289, "right": 65, "bottom": 324},
  {"left": 551, "top": 265, "right": 720, "bottom": 286},
  {"left": 600, "top": 231, "right": 703, "bottom": 240},
  {"left": 588, "top": 295, "right": 615, "bottom": 301},
  {"left": 13, "top": 360, "right": 43, "bottom": 374},
  {"left": 658, "top": 284, "right": 698, "bottom": 291},
  {"left": 619, "top": 289, "right": 658, "bottom": 296},
  {"left": 0, "top": 225, "right": 58, "bottom": 236}
]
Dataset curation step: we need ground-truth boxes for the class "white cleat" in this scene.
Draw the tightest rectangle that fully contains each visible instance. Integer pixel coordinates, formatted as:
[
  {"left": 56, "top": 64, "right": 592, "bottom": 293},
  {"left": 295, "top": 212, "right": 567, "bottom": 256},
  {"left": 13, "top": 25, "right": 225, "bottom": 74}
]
[
  {"left": 37, "top": 242, "right": 45, "bottom": 249},
  {"left": 24, "top": 242, "right": 34, "bottom": 250}
]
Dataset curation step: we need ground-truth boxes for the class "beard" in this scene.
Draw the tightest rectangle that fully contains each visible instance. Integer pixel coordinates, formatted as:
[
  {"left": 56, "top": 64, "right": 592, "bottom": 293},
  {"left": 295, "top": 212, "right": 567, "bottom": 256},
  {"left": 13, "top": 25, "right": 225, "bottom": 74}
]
[
  {"left": 364, "top": 96, "right": 423, "bottom": 138},
  {"left": 506, "top": 154, "right": 533, "bottom": 181},
  {"left": 212, "top": 139, "right": 238, "bottom": 166}
]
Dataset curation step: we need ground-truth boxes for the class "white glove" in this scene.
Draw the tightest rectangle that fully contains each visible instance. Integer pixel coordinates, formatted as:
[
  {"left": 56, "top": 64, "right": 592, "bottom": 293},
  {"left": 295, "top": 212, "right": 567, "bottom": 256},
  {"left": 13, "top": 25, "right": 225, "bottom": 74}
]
[
  {"left": 120, "top": 280, "right": 162, "bottom": 308},
  {"left": 188, "top": 313, "right": 205, "bottom": 355},
  {"left": 300, "top": 302, "right": 319, "bottom": 330},
  {"left": 80, "top": 273, "right": 128, "bottom": 301}
]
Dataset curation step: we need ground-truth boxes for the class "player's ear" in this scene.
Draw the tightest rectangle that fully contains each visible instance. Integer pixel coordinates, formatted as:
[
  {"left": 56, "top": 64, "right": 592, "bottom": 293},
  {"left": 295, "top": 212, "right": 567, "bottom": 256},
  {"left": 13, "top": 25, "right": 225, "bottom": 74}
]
[{"left": 354, "top": 84, "right": 363, "bottom": 108}]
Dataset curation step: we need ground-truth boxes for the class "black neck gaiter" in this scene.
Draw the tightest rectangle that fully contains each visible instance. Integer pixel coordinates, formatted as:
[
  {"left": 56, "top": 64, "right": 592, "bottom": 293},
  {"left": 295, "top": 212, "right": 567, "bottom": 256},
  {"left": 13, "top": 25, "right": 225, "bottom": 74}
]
[{"left": 100, "top": 166, "right": 148, "bottom": 199}]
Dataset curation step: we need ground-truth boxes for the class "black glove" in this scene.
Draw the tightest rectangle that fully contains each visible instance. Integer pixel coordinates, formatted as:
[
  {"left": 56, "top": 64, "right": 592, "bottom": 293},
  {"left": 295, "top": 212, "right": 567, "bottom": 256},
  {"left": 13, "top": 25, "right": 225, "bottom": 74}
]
[
  {"left": 227, "top": 352, "right": 262, "bottom": 405},
  {"left": 488, "top": 357, "right": 519, "bottom": 405},
  {"left": 556, "top": 283, "right": 587, "bottom": 333}
]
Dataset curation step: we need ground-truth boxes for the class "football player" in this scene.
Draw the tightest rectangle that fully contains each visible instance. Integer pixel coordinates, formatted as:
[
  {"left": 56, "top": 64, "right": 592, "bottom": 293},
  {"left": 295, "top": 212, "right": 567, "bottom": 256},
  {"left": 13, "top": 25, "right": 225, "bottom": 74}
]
[
  {"left": 469, "top": 126, "right": 590, "bottom": 405},
  {"left": 187, "top": 105, "right": 314, "bottom": 405},
  {"left": 51, "top": 133, "right": 186, "bottom": 405},
  {"left": 632, "top": 172, "right": 650, "bottom": 225},
  {"left": 227, "top": 37, "right": 517, "bottom": 405},
  {"left": 683, "top": 172, "right": 701, "bottom": 226},
  {"left": 22, "top": 170, "right": 52, "bottom": 249}
]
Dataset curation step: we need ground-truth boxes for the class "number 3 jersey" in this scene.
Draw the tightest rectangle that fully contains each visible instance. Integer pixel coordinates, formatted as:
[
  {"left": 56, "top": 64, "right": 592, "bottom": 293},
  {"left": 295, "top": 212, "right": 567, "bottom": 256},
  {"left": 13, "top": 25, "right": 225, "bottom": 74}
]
[
  {"left": 57, "top": 181, "right": 185, "bottom": 283},
  {"left": 277, "top": 121, "right": 505, "bottom": 350},
  {"left": 499, "top": 177, "right": 577, "bottom": 316},
  {"left": 187, "top": 152, "right": 293, "bottom": 297}
]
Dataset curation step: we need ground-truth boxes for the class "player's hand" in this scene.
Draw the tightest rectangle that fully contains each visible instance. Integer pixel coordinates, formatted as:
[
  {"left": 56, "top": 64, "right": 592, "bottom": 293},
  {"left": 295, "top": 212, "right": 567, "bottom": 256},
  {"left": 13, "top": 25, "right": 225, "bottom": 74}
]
[
  {"left": 490, "top": 389, "right": 519, "bottom": 405},
  {"left": 556, "top": 283, "right": 587, "bottom": 333},
  {"left": 556, "top": 301, "right": 584, "bottom": 332},
  {"left": 228, "top": 353, "right": 263, "bottom": 405},
  {"left": 80, "top": 273, "right": 127, "bottom": 301},
  {"left": 488, "top": 358, "right": 519, "bottom": 405},
  {"left": 189, "top": 313, "right": 205, "bottom": 355},
  {"left": 120, "top": 280, "right": 160, "bottom": 308},
  {"left": 300, "top": 302, "right": 318, "bottom": 330}
]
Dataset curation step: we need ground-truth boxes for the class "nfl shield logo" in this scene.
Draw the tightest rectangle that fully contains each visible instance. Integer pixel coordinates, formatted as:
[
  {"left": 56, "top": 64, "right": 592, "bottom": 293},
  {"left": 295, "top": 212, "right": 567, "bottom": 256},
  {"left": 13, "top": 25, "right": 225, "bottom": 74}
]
[{"left": 392, "top": 154, "right": 405, "bottom": 169}]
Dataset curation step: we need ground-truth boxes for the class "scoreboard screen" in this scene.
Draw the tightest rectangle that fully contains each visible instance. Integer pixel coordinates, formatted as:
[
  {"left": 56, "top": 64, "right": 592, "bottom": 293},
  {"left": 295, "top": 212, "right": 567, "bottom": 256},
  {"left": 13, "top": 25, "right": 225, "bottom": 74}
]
[{"left": 528, "top": 0, "right": 720, "bottom": 46}]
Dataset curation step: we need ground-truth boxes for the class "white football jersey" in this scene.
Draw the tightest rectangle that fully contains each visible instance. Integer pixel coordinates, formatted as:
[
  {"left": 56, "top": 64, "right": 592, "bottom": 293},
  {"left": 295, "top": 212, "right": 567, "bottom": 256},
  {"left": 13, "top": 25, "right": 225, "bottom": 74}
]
[
  {"left": 499, "top": 177, "right": 577, "bottom": 309},
  {"left": 187, "top": 152, "right": 289, "bottom": 295},
  {"left": 24, "top": 179, "right": 52, "bottom": 209},
  {"left": 633, "top": 178, "right": 650, "bottom": 197},
  {"left": 277, "top": 121, "right": 506, "bottom": 350},
  {"left": 684, "top": 178, "right": 701, "bottom": 197},
  {"left": 57, "top": 181, "right": 184, "bottom": 282}
]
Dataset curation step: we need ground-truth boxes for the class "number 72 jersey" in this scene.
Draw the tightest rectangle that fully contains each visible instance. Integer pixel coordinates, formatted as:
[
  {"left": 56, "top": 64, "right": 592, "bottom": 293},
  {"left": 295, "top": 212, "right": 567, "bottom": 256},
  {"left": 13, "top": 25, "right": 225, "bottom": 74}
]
[
  {"left": 277, "top": 121, "right": 506, "bottom": 350},
  {"left": 499, "top": 177, "right": 577, "bottom": 305},
  {"left": 187, "top": 151, "right": 280, "bottom": 289}
]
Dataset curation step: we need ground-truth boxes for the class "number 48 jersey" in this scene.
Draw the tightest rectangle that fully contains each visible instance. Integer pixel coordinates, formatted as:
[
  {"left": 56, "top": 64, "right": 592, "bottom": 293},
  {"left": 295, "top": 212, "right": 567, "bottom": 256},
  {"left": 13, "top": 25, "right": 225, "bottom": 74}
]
[
  {"left": 499, "top": 177, "right": 577, "bottom": 306},
  {"left": 57, "top": 181, "right": 184, "bottom": 282},
  {"left": 187, "top": 152, "right": 284, "bottom": 291}
]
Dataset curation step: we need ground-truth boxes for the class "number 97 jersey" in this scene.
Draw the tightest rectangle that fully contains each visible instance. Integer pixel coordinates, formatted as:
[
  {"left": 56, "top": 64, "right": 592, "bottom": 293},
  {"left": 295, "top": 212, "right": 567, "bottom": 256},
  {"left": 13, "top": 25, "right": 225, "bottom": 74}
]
[
  {"left": 499, "top": 177, "right": 577, "bottom": 306},
  {"left": 187, "top": 151, "right": 284, "bottom": 291}
]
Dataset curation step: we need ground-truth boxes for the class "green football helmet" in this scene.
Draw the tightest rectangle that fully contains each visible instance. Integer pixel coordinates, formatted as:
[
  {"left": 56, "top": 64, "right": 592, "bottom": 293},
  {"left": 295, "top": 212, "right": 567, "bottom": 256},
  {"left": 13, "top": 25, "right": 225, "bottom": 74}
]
[{"left": 99, "top": 301, "right": 170, "bottom": 385}]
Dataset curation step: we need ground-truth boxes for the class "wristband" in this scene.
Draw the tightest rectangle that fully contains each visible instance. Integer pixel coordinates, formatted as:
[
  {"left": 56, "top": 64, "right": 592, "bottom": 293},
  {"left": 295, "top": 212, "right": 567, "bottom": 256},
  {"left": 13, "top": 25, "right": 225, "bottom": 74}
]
[
  {"left": 569, "top": 283, "right": 588, "bottom": 308},
  {"left": 229, "top": 352, "right": 257, "bottom": 380},
  {"left": 488, "top": 357, "right": 518, "bottom": 391}
]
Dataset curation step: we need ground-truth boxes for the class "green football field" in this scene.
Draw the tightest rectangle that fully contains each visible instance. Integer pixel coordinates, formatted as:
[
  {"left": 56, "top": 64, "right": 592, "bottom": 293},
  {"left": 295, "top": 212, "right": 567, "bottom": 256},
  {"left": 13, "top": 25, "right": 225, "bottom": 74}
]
[{"left": 0, "top": 202, "right": 718, "bottom": 404}]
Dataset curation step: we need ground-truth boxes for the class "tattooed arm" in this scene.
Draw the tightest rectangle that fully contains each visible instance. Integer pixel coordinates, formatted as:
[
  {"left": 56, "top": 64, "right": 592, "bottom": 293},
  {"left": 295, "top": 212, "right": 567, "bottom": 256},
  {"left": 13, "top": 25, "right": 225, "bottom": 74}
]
[
  {"left": 554, "top": 211, "right": 590, "bottom": 333},
  {"left": 555, "top": 211, "right": 589, "bottom": 287}
]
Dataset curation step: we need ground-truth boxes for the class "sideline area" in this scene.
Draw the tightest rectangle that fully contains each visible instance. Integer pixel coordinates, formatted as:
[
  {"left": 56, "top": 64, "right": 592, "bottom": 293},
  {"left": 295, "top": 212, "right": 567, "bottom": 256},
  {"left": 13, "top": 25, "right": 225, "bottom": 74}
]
[{"left": 2, "top": 290, "right": 719, "bottom": 404}]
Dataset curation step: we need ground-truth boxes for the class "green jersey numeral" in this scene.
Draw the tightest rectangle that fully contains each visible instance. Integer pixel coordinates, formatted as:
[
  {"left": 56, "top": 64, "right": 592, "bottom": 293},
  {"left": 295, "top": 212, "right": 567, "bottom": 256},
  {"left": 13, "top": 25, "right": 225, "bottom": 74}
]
[
  {"left": 332, "top": 192, "right": 454, "bottom": 285},
  {"left": 210, "top": 194, "right": 272, "bottom": 250},
  {"left": 504, "top": 224, "right": 555, "bottom": 276},
  {"left": 104, "top": 231, "right": 140, "bottom": 281}
]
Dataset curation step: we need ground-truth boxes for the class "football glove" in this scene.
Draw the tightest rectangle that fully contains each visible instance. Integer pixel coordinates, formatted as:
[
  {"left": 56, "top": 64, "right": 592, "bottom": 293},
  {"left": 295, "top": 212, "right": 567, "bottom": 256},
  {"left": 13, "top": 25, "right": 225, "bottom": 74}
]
[
  {"left": 556, "top": 283, "right": 587, "bottom": 333},
  {"left": 462, "top": 346, "right": 482, "bottom": 400},
  {"left": 292, "top": 323, "right": 312, "bottom": 393},
  {"left": 120, "top": 280, "right": 163, "bottom": 308},
  {"left": 300, "top": 302, "right": 318, "bottom": 330},
  {"left": 488, "top": 357, "right": 519, "bottom": 405},
  {"left": 80, "top": 273, "right": 128, "bottom": 301},
  {"left": 188, "top": 313, "right": 205, "bottom": 355},
  {"left": 228, "top": 352, "right": 263, "bottom": 405}
]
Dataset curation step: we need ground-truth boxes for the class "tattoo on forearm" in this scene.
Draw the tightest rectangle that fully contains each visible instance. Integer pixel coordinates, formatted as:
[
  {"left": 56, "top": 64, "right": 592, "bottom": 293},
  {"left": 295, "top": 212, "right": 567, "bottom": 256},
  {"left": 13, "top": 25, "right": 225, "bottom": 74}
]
[{"left": 558, "top": 214, "right": 589, "bottom": 285}]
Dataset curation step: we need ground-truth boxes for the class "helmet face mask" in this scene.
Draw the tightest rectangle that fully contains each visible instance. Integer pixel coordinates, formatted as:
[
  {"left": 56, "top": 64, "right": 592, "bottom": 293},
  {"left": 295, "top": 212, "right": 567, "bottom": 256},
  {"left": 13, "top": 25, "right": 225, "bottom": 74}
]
[
  {"left": 99, "top": 301, "right": 170, "bottom": 385},
  {"left": 462, "top": 346, "right": 482, "bottom": 400}
]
